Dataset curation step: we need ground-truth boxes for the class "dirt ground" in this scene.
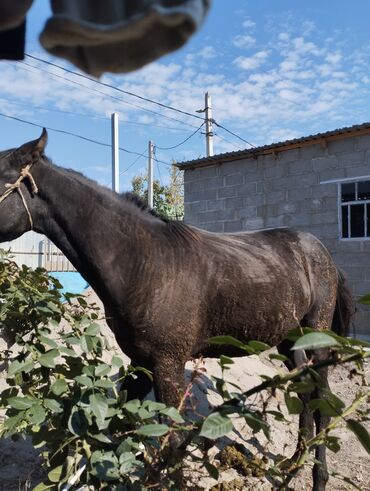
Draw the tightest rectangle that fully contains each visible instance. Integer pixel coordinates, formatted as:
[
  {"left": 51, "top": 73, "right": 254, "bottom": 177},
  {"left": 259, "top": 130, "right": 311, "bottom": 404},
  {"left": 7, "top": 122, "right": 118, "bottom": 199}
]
[{"left": 0, "top": 288, "right": 369, "bottom": 491}]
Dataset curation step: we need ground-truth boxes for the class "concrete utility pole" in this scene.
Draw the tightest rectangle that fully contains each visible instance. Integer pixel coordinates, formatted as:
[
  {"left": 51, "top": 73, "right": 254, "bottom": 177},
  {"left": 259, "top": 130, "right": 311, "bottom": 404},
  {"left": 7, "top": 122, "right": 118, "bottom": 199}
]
[
  {"left": 205, "top": 92, "right": 214, "bottom": 157},
  {"left": 148, "top": 140, "right": 154, "bottom": 208},
  {"left": 111, "top": 112, "right": 120, "bottom": 193}
]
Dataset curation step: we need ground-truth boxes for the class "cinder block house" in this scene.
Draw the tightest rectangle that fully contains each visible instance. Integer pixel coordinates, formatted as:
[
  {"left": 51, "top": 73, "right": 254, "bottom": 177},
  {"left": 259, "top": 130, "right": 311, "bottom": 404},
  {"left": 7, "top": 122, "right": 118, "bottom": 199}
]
[{"left": 177, "top": 123, "right": 370, "bottom": 339}]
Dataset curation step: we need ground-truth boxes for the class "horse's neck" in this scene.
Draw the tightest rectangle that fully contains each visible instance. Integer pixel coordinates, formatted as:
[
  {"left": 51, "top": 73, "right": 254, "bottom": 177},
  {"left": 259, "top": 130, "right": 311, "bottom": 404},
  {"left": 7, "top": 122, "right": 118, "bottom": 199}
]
[{"left": 33, "top": 160, "right": 155, "bottom": 306}]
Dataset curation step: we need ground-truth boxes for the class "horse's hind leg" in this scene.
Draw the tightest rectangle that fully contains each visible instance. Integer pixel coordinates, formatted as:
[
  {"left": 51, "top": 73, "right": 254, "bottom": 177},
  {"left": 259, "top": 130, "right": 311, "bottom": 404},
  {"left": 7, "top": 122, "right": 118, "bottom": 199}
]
[
  {"left": 311, "top": 348, "right": 330, "bottom": 491},
  {"left": 277, "top": 340, "right": 314, "bottom": 446}
]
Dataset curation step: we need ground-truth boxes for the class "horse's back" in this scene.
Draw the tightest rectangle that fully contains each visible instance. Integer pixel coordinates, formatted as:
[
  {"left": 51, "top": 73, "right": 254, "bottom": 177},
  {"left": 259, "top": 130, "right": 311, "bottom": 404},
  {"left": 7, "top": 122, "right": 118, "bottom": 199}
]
[{"left": 190, "top": 227, "right": 338, "bottom": 353}]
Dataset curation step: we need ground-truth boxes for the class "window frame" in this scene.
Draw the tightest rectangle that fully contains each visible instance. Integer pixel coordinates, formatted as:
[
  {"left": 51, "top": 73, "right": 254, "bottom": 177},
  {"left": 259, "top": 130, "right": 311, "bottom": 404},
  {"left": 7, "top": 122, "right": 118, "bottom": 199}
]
[{"left": 338, "top": 179, "right": 370, "bottom": 241}]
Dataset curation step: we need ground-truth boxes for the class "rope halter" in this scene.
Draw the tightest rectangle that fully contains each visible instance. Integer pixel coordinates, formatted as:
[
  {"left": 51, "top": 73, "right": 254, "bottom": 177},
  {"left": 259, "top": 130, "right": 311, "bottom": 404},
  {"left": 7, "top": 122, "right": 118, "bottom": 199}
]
[{"left": 0, "top": 162, "right": 39, "bottom": 230}]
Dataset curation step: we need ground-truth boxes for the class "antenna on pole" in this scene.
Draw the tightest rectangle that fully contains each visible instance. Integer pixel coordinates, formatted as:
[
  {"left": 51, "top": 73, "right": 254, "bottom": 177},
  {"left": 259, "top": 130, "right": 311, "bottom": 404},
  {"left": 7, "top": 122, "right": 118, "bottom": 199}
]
[
  {"left": 148, "top": 141, "right": 154, "bottom": 208},
  {"left": 111, "top": 112, "right": 120, "bottom": 193},
  {"left": 205, "top": 92, "right": 214, "bottom": 157}
]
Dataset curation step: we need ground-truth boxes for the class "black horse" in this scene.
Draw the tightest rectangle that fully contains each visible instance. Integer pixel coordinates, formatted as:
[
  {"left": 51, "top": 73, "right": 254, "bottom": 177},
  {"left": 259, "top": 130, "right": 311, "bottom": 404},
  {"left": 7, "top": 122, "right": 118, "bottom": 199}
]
[{"left": 0, "top": 130, "right": 354, "bottom": 490}]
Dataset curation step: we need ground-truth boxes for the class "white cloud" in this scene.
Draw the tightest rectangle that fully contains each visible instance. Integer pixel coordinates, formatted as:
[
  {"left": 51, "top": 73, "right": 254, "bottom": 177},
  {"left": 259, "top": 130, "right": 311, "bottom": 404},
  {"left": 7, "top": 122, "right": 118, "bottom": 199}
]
[
  {"left": 242, "top": 19, "right": 256, "bottom": 29},
  {"left": 233, "top": 50, "right": 270, "bottom": 70},
  {"left": 198, "top": 46, "right": 218, "bottom": 59},
  {"left": 1, "top": 16, "right": 370, "bottom": 161},
  {"left": 232, "top": 34, "right": 256, "bottom": 49}
]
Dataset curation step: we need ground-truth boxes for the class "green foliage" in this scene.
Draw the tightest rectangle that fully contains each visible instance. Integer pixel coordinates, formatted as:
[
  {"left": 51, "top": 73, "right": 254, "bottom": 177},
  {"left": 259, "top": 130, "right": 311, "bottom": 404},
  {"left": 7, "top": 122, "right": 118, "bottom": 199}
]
[
  {"left": 131, "top": 165, "right": 184, "bottom": 220},
  {"left": 0, "top": 252, "right": 369, "bottom": 490}
]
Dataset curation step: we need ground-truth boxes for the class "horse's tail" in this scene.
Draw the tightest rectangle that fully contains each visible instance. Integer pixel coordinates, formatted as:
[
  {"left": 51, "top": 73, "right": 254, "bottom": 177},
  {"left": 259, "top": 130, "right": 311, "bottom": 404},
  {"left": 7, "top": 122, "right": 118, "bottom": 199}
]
[{"left": 331, "top": 269, "right": 356, "bottom": 337}]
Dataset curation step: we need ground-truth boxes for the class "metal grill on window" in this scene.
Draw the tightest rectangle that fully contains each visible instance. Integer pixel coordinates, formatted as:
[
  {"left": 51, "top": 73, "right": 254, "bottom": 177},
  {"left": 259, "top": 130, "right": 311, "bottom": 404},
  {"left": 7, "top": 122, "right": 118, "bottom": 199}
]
[{"left": 341, "top": 181, "right": 370, "bottom": 239}]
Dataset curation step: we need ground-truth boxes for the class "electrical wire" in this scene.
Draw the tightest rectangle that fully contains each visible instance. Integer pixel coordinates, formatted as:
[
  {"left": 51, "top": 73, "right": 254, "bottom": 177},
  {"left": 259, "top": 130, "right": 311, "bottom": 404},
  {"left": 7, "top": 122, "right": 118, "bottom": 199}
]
[
  {"left": 26, "top": 53, "right": 205, "bottom": 123},
  {"left": 19, "top": 57, "right": 255, "bottom": 149},
  {"left": 212, "top": 120, "right": 256, "bottom": 148},
  {"left": 19, "top": 60, "right": 200, "bottom": 130},
  {"left": 0, "top": 93, "right": 190, "bottom": 132},
  {"left": 154, "top": 122, "right": 205, "bottom": 151},
  {"left": 214, "top": 132, "right": 243, "bottom": 150},
  {"left": 0, "top": 111, "right": 149, "bottom": 158},
  {"left": 121, "top": 149, "right": 148, "bottom": 175}
]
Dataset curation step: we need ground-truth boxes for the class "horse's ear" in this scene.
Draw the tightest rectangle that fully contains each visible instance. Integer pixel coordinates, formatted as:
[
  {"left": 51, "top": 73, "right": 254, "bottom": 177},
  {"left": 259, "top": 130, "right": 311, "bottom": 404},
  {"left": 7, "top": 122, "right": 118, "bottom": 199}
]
[{"left": 17, "top": 128, "right": 48, "bottom": 159}]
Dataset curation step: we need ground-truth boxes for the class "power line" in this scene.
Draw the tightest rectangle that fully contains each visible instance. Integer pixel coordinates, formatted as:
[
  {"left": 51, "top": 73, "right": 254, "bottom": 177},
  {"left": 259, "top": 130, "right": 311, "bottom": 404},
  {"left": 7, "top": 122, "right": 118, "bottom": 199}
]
[
  {"left": 26, "top": 53, "right": 205, "bottom": 123},
  {"left": 19, "top": 60, "right": 200, "bottom": 130},
  {"left": 213, "top": 120, "right": 257, "bottom": 148},
  {"left": 0, "top": 93, "right": 190, "bottom": 132},
  {"left": 0, "top": 111, "right": 149, "bottom": 157},
  {"left": 214, "top": 132, "right": 243, "bottom": 150},
  {"left": 154, "top": 122, "right": 205, "bottom": 151},
  {"left": 121, "top": 149, "right": 148, "bottom": 175},
  {"left": 19, "top": 57, "right": 256, "bottom": 152}
]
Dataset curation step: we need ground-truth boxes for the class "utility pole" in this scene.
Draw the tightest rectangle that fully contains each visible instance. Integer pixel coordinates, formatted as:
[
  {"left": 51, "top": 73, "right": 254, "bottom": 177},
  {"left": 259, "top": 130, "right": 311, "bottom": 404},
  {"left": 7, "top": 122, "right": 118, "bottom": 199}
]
[
  {"left": 111, "top": 112, "right": 120, "bottom": 193},
  {"left": 205, "top": 92, "right": 214, "bottom": 157},
  {"left": 148, "top": 140, "right": 154, "bottom": 208}
]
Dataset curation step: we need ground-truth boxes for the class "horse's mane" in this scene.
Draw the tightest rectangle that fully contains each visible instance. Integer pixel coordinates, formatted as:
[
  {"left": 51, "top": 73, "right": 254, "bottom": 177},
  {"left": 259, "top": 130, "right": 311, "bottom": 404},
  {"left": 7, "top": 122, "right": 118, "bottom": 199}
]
[
  {"left": 121, "top": 192, "right": 200, "bottom": 244},
  {"left": 51, "top": 161, "right": 200, "bottom": 245}
]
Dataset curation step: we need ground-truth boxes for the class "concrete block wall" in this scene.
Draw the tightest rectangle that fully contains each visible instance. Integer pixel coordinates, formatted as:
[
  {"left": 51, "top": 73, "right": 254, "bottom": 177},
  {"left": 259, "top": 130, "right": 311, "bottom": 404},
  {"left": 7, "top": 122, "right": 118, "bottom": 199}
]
[{"left": 184, "top": 134, "right": 370, "bottom": 338}]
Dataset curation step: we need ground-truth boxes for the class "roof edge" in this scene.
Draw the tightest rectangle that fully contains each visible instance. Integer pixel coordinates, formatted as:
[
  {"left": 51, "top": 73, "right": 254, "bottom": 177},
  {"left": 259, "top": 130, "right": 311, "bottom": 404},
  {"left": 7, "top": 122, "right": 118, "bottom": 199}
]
[{"left": 176, "top": 122, "right": 370, "bottom": 170}]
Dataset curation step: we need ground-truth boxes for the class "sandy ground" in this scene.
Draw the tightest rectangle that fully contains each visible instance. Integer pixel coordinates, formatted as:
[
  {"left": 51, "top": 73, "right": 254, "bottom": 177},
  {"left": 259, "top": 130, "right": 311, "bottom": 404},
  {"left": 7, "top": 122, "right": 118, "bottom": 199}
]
[{"left": 0, "top": 288, "right": 369, "bottom": 491}]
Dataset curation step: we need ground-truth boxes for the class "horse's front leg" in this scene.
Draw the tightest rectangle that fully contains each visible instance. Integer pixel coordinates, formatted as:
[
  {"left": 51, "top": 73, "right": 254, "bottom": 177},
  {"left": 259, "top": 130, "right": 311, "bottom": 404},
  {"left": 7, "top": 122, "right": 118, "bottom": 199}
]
[
  {"left": 312, "top": 349, "right": 330, "bottom": 491},
  {"left": 152, "top": 355, "right": 186, "bottom": 408}
]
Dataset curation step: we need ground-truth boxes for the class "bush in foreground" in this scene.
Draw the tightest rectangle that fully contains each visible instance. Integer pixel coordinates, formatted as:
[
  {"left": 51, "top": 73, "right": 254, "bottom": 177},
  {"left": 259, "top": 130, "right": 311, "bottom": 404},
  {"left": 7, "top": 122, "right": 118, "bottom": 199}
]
[{"left": 0, "top": 252, "right": 369, "bottom": 490}]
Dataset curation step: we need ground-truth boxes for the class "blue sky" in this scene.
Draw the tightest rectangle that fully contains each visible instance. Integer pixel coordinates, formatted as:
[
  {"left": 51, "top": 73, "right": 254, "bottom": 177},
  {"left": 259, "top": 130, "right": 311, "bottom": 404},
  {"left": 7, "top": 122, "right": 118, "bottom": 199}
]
[{"left": 0, "top": 0, "right": 370, "bottom": 191}]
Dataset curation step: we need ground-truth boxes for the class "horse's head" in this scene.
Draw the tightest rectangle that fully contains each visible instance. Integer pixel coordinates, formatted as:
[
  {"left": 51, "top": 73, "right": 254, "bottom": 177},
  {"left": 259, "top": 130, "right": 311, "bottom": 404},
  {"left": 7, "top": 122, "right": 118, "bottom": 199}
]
[{"left": 0, "top": 129, "right": 47, "bottom": 242}]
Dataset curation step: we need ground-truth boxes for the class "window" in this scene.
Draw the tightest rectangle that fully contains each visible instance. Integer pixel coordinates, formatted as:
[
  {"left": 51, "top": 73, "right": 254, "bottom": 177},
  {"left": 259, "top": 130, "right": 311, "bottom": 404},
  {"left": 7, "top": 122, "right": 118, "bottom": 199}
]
[{"left": 341, "top": 181, "right": 370, "bottom": 239}]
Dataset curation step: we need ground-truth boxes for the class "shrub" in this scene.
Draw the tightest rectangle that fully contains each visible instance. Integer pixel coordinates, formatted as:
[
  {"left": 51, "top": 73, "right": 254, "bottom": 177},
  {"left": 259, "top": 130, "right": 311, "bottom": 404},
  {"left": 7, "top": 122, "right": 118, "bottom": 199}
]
[{"left": 0, "top": 251, "right": 369, "bottom": 490}]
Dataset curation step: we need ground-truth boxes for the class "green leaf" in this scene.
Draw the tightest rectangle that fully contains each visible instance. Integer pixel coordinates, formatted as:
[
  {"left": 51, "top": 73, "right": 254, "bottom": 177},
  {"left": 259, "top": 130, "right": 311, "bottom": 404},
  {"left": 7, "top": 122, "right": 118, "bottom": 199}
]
[
  {"left": 123, "top": 399, "right": 141, "bottom": 414},
  {"left": 289, "top": 380, "right": 315, "bottom": 394},
  {"left": 74, "top": 375, "right": 94, "bottom": 387},
  {"left": 80, "top": 335, "right": 94, "bottom": 353},
  {"left": 204, "top": 462, "right": 219, "bottom": 480},
  {"left": 208, "top": 336, "right": 245, "bottom": 349},
  {"left": 91, "top": 450, "right": 120, "bottom": 481},
  {"left": 243, "top": 411, "right": 270, "bottom": 439},
  {"left": 160, "top": 407, "right": 185, "bottom": 423},
  {"left": 43, "top": 399, "right": 63, "bottom": 413},
  {"left": 292, "top": 332, "right": 339, "bottom": 350},
  {"left": 33, "top": 483, "right": 55, "bottom": 491},
  {"left": 111, "top": 356, "right": 124, "bottom": 368},
  {"left": 51, "top": 379, "right": 68, "bottom": 396},
  {"left": 89, "top": 393, "right": 108, "bottom": 424},
  {"left": 219, "top": 355, "right": 234, "bottom": 367},
  {"left": 309, "top": 391, "right": 345, "bottom": 417},
  {"left": 48, "top": 465, "right": 63, "bottom": 483},
  {"left": 347, "top": 419, "right": 370, "bottom": 454},
  {"left": 285, "top": 394, "right": 303, "bottom": 414},
  {"left": 136, "top": 424, "right": 169, "bottom": 437},
  {"left": 119, "top": 452, "right": 138, "bottom": 473},
  {"left": 95, "top": 379, "right": 115, "bottom": 389},
  {"left": 38, "top": 349, "right": 59, "bottom": 368},
  {"left": 68, "top": 408, "right": 88, "bottom": 436},
  {"left": 248, "top": 340, "right": 270, "bottom": 352},
  {"left": 200, "top": 412, "right": 233, "bottom": 440},
  {"left": 84, "top": 323, "right": 101, "bottom": 336},
  {"left": 8, "top": 396, "right": 35, "bottom": 410},
  {"left": 27, "top": 404, "right": 46, "bottom": 425},
  {"left": 94, "top": 364, "right": 111, "bottom": 377},
  {"left": 39, "top": 336, "right": 58, "bottom": 348},
  {"left": 141, "top": 400, "right": 164, "bottom": 411},
  {"left": 88, "top": 432, "right": 112, "bottom": 444}
]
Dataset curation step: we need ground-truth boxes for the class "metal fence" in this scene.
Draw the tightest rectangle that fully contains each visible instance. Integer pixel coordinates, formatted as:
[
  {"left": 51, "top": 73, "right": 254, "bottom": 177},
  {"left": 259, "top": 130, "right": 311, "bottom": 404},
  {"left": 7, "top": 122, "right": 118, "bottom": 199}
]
[{"left": 2, "top": 232, "right": 76, "bottom": 272}]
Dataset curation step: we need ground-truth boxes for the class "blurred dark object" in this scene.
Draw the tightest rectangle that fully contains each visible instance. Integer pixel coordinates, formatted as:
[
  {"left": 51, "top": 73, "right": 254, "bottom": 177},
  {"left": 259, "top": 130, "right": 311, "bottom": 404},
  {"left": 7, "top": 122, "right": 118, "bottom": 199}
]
[
  {"left": 0, "top": 0, "right": 211, "bottom": 75},
  {"left": 0, "top": 0, "right": 33, "bottom": 60}
]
